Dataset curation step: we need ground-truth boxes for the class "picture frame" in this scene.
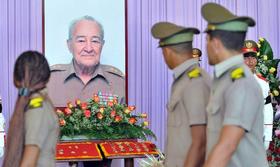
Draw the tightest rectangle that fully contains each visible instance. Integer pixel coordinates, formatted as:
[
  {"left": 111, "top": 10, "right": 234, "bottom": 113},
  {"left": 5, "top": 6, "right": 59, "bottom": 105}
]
[{"left": 43, "top": 0, "right": 128, "bottom": 98}]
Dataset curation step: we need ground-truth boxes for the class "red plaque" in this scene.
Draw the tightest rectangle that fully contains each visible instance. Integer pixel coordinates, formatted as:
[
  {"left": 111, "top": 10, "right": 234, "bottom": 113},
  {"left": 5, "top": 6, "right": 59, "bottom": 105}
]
[
  {"left": 100, "top": 141, "right": 158, "bottom": 158},
  {"left": 56, "top": 141, "right": 102, "bottom": 160}
]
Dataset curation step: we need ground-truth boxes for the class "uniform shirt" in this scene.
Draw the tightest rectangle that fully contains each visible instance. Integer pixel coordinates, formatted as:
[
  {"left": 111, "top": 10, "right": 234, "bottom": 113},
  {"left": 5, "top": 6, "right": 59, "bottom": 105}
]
[
  {"left": 47, "top": 62, "right": 125, "bottom": 107},
  {"left": 206, "top": 55, "right": 269, "bottom": 167},
  {"left": 165, "top": 59, "right": 211, "bottom": 167},
  {"left": 25, "top": 91, "right": 59, "bottom": 167},
  {"left": 254, "top": 74, "right": 274, "bottom": 148}
]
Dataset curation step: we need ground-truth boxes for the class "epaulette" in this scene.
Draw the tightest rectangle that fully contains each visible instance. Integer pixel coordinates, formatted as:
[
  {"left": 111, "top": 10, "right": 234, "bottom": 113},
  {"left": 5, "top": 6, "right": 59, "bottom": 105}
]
[
  {"left": 231, "top": 67, "right": 245, "bottom": 81},
  {"left": 103, "top": 65, "right": 125, "bottom": 78},
  {"left": 29, "top": 97, "right": 44, "bottom": 109},
  {"left": 50, "top": 64, "right": 68, "bottom": 72},
  {"left": 187, "top": 67, "right": 201, "bottom": 79}
]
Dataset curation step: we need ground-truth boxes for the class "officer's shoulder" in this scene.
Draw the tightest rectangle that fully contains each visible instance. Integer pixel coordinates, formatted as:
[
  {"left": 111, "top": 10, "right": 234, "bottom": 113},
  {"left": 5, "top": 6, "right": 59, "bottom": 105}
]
[
  {"left": 186, "top": 67, "right": 202, "bottom": 79},
  {"left": 50, "top": 64, "right": 69, "bottom": 72},
  {"left": 28, "top": 96, "right": 44, "bottom": 110},
  {"left": 101, "top": 64, "right": 125, "bottom": 78},
  {"left": 230, "top": 66, "right": 246, "bottom": 82}
]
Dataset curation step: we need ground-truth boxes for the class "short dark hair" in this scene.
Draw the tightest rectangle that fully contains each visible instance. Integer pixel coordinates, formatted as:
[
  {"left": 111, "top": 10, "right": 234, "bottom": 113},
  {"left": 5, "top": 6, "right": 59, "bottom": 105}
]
[
  {"left": 208, "top": 30, "right": 246, "bottom": 51},
  {"left": 167, "top": 42, "right": 193, "bottom": 54}
]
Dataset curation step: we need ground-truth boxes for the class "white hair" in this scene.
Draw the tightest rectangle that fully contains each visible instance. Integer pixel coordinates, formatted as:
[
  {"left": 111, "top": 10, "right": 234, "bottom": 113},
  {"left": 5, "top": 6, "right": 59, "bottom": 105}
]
[{"left": 68, "top": 15, "right": 104, "bottom": 40}]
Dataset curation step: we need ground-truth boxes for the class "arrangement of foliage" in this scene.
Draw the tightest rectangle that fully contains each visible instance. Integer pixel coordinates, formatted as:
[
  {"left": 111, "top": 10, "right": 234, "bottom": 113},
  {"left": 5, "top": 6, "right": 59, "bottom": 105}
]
[
  {"left": 256, "top": 38, "right": 280, "bottom": 102},
  {"left": 57, "top": 94, "right": 156, "bottom": 141},
  {"left": 257, "top": 38, "right": 280, "bottom": 166}
]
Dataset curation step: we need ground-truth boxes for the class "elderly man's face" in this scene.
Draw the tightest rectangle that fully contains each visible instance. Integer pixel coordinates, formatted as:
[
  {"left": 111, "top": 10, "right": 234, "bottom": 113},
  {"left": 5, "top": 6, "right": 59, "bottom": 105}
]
[{"left": 68, "top": 20, "right": 104, "bottom": 68}]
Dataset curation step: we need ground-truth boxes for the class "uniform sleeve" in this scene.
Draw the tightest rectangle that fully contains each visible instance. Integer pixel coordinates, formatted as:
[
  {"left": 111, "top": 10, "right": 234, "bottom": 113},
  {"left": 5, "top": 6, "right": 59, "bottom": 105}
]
[
  {"left": 183, "top": 78, "right": 210, "bottom": 126},
  {"left": 25, "top": 105, "right": 50, "bottom": 149},
  {"left": 223, "top": 80, "right": 263, "bottom": 132}
]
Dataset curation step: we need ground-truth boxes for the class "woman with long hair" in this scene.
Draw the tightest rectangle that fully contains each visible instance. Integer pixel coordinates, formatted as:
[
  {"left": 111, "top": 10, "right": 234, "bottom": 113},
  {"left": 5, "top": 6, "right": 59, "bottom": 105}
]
[{"left": 2, "top": 51, "right": 59, "bottom": 167}]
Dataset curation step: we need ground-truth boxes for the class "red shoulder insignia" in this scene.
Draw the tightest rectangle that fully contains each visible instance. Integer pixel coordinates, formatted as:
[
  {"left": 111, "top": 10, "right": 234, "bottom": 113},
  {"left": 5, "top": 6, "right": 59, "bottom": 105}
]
[{"left": 256, "top": 73, "right": 267, "bottom": 82}]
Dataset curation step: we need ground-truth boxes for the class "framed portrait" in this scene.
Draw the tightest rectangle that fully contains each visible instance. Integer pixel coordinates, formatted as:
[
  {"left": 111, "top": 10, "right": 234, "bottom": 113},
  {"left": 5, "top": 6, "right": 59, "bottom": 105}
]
[{"left": 43, "top": 0, "right": 127, "bottom": 74}]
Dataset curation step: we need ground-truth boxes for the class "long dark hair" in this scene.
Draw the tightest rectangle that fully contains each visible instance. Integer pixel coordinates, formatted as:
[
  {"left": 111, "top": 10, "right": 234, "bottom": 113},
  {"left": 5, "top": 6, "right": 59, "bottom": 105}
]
[{"left": 2, "top": 51, "right": 51, "bottom": 167}]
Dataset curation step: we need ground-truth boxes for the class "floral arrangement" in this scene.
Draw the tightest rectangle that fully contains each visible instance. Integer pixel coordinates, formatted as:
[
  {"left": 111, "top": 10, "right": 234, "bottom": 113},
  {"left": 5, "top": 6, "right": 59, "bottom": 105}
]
[
  {"left": 257, "top": 38, "right": 280, "bottom": 166},
  {"left": 256, "top": 38, "right": 280, "bottom": 102},
  {"left": 268, "top": 105, "right": 280, "bottom": 166},
  {"left": 57, "top": 93, "right": 156, "bottom": 141}
]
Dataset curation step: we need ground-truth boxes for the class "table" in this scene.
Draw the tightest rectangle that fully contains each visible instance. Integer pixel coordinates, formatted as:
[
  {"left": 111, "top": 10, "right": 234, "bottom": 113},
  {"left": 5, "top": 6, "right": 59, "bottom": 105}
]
[{"left": 56, "top": 139, "right": 158, "bottom": 167}]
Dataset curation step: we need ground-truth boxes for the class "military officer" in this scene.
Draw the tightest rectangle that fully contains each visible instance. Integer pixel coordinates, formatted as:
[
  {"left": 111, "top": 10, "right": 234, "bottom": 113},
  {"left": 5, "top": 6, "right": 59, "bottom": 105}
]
[
  {"left": 243, "top": 40, "right": 274, "bottom": 150},
  {"left": 201, "top": 3, "right": 269, "bottom": 167},
  {"left": 47, "top": 16, "right": 125, "bottom": 167},
  {"left": 192, "top": 48, "right": 202, "bottom": 62},
  {"left": 151, "top": 22, "right": 211, "bottom": 167}
]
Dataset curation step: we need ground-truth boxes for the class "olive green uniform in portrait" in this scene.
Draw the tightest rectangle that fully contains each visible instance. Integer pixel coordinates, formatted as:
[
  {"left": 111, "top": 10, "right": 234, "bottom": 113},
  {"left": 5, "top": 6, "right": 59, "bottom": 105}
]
[
  {"left": 47, "top": 62, "right": 125, "bottom": 107},
  {"left": 25, "top": 92, "right": 59, "bottom": 167}
]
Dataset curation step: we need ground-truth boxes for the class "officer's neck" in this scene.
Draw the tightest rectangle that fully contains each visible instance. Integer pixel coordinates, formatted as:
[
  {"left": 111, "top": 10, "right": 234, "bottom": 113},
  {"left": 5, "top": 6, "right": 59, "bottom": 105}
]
[
  {"left": 73, "top": 61, "right": 97, "bottom": 84},
  {"left": 173, "top": 53, "right": 193, "bottom": 68},
  {"left": 217, "top": 49, "right": 242, "bottom": 64}
]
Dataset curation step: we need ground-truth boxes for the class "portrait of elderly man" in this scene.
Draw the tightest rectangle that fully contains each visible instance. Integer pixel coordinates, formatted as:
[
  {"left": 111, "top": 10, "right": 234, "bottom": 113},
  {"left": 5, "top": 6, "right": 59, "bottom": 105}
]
[
  {"left": 47, "top": 16, "right": 125, "bottom": 167},
  {"left": 47, "top": 16, "right": 125, "bottom": 107}
]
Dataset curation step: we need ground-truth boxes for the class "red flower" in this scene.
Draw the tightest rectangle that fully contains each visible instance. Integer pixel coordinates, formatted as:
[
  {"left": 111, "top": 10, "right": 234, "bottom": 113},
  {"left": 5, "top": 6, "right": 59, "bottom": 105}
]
[
  {"left": 267, "top": 156, "right": 272, "bottom": 161},
  {"left": 84, "top": 110, "right": 91, "bottom": 118},
  {"left": 275, "top": 157, "right": 280, "bottom": 161},
  {"left": 107, "top": 101, "right": 114, "bottom": 107},
  {"left": 115, "top": 115, "right": 122, "bottom": 122},
  {"left": 269, "top": 142, "right": 274, "bottom": 151},
  {"left": 59, "top": 119, "right": 66, "bottom": 126},
  {"left": 56, "top": 109, "right": 63, "bottom": 115},
  {"left": 81, "top": 102, "right": 87, "bottom": 110},
  {"left": 128, "top": 106, "right": 136, "bottom": 111},
  {"left": 110, "top": 110, "right": 116, "bottom": 118},
  {"left": 64, "top": 108, "right": 72, "bottom": 115},
  {"left": 129, "top": 117, "right": 137, "bottom": 124},
  {"left": 93, "top": 95, "right": 100, "bottom": 103},
  {"left": 97, "top": 112, "right": 103, "bottom": 119}
]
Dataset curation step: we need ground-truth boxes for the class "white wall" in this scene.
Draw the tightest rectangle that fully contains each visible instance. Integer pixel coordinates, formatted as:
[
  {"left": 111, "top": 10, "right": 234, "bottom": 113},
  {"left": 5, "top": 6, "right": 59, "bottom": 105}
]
[{"left": 44, "top": 0, "right": 126, "bottom": 73}]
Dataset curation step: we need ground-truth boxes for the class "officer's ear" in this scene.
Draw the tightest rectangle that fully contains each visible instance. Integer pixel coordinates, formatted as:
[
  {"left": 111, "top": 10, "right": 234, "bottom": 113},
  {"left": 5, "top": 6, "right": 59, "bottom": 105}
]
[
  {"left": 211, "top": 37, "right": 223, "bottom": 55},
  {"left": 67, "top": 39, "right": 73, "bottom": 53},
  {"left": 162, "top": 47, "right": 172, "bottom": 57}
]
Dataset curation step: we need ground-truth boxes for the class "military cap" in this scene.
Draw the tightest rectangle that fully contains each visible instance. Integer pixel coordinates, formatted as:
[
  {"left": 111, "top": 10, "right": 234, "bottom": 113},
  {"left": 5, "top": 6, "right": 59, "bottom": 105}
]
[
  {"left": 151, "top": 22, "right": 199, "bottom": 47},
  {"left": 201, "top": 3, "right": 255, "bottom": 32},
  {"left": 192, "top": 48, "right": 202, "bottom": 58},
  {"left": 242, "top": 40, "right": 258, "bottom": 54}
]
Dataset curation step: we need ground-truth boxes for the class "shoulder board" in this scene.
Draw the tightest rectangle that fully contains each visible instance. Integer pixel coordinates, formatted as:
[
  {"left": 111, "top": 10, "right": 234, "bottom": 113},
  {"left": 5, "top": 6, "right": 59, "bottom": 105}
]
[
  {"left": 29, "top": 97, "right": 44, "bottom": 109},
  {"left": 187, "top": 67, "right": 201, "bottom": 79},
  {"left": 50, "top": 64, "right": 69, "bottom": 72},
  {"left": 102, "top": 65, "right": 124, "bottom": 78},
  {"left": 231, "top": 67, "right": 245, "bottom": 81},
  {"left": 256, "top": 73, "right": 267, "bottom": 82}
]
